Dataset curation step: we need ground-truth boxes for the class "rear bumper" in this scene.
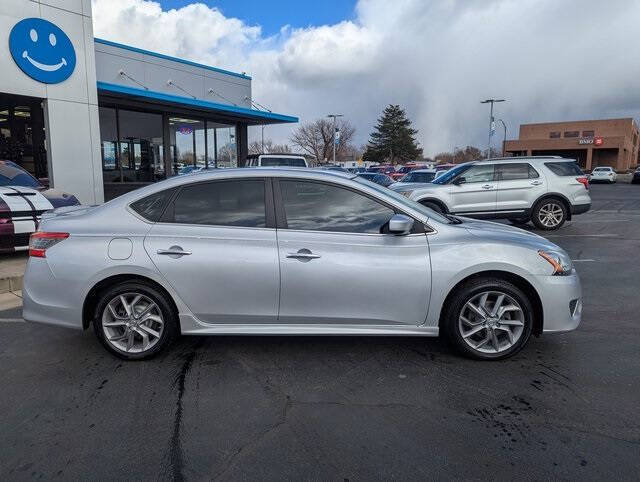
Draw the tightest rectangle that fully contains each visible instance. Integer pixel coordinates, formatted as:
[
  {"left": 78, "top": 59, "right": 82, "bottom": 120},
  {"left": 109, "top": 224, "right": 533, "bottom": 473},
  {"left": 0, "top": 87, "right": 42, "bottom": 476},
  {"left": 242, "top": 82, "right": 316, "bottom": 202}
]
[
  {"left": 571, "top": 202, "right": 591, "bottom": 216},
  {"left": 22, "top": 258, "right": 83, "bottom": 330},
  {"left": 535, "top": 272, "right": 582, "bottom": 333}
]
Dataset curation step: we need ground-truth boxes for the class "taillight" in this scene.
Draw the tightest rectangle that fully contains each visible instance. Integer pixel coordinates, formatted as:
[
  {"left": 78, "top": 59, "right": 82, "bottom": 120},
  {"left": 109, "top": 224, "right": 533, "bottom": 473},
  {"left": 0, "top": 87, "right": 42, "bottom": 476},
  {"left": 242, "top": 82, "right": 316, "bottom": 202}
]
[
  {"left": 577, "top": 177, "right": 589, "bottom": 190},
  {"left": 29, "top": 232, "right": 69, "bottom": 257}
]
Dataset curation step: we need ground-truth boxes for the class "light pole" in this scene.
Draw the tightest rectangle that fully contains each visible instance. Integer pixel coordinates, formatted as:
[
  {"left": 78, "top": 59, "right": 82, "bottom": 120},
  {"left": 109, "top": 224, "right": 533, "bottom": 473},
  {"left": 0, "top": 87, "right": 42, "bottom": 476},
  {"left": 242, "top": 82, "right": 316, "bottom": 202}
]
[
  {"left": 327, "top": 114, "right": 343, "bottom": 164},
  {"left": 480, "top": 99, "right": 505, "bottom": 157},
  {"left": 497, "top": 119, "right": 507, "bottom": 156},
  {"left": 261, "top": 124, "right": 265, "bottom": 153}
]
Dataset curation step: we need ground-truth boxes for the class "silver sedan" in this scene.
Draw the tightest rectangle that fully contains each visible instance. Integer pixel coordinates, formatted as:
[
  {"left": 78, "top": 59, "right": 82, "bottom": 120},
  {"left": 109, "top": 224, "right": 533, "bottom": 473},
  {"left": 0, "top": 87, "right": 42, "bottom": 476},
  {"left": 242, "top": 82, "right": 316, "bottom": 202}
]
[{"left": 23, "top": 168, "right": 582, "bottom": 361}]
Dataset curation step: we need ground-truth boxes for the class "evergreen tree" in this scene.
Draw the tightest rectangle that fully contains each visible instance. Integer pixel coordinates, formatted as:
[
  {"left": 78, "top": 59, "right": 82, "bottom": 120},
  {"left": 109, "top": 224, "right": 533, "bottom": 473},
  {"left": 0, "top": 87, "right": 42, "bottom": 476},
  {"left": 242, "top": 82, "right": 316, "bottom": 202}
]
[{"left": 363, "top": 105, "right": 423, "bottom": 163}]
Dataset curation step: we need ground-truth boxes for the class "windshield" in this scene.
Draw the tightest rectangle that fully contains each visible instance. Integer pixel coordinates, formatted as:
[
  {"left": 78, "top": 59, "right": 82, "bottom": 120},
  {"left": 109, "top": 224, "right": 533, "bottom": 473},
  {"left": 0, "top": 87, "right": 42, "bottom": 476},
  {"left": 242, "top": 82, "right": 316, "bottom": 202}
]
[
  {"left": 0, "top": 162, "right": 41, "bottom": 188},
  {"left": 431, "top": 163, "right": 473, "bottom": 184},
  {"left": 355, "top": 176, "right": 452, "bottom": 224},
  {"left": 403, "top": 172, "right": 435, "bottom": 183}
]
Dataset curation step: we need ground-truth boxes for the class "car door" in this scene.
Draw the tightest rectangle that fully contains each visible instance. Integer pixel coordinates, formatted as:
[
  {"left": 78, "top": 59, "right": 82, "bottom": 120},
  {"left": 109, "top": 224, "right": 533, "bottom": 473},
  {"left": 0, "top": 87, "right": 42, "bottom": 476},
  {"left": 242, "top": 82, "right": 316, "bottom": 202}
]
[
  {"left": 495, "top": 163, "right": 547, "bottom": 212},
  {"left": 274, "top": 179, "right": 431, "bottom": 326},
  {"left": 449, "top": 164, "right": 497, "bottom": 213},
  {"left": 143, "top": 178, "right": 280, "bottom": 324}
]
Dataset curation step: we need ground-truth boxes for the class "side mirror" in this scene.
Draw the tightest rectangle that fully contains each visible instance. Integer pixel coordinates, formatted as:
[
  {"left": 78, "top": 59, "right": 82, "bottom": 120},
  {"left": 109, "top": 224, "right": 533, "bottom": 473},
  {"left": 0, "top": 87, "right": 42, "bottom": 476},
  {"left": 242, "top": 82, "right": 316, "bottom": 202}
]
[
  {"left": 452, "top": 176, "right": 466, "bottom": 185},
  {"left": 388, "top": 214, "right": 414, "bottom": 235},
  {"left": 38, "top": 177, "right": 50, "bottom": 188}
]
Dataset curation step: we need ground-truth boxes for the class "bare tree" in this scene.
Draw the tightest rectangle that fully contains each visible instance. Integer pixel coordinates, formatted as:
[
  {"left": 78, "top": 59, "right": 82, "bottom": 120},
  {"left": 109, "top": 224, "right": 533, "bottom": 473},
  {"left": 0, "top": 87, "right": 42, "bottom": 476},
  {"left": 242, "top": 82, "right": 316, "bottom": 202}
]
[
  {"left": 290, "top": 118, "right": 356, "bottom": 163},
  {"left": 249, "top": 139, "right": 293, "bottom": 155}
]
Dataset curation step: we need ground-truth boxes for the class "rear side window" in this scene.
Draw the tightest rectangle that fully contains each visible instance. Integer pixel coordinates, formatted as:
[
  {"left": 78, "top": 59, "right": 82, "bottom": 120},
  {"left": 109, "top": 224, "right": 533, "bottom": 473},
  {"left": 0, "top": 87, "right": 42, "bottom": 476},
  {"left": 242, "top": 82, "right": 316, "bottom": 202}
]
[
  {"left": 544, "top": 161, "right": 584, "bottom": 176},
  {"left": 496, "top": 163, "right": 539, "bottom": 180},
  {"left": 165, "top": 180, "right": 266, "bottom": 227},
  {"left": 130, "top": 188, "right": 176, "bottom": 222}
]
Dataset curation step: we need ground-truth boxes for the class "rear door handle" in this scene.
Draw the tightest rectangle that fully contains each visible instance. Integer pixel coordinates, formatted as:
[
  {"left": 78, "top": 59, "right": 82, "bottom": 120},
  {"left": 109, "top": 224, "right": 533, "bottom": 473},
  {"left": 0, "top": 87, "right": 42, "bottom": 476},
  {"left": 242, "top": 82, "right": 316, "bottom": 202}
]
[
  {"left": 530, "top": 180, "right": 543, "bottom": 186},
  {"left": 157, "top": 246, "right": 192, "bottom": 256},
  {"left": 287, "top": 249, "right": 321, "bottom": 260},
  {"left": 481, "top": 184, "right": 494, "bottom": 189}
]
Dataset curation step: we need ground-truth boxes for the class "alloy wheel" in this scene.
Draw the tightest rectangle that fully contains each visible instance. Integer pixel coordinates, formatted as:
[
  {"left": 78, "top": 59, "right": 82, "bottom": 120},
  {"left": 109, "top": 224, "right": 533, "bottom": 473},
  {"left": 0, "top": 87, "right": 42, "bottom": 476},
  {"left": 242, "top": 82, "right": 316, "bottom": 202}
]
[
  {"left": 101, "top": 293, "right": 165, "bottom": 354},
  {"left": 537, "top": 202, "right": 564, "bottom": 228},
  {"left": 458, "top": 290, "right": 525, "bottom": 354}
]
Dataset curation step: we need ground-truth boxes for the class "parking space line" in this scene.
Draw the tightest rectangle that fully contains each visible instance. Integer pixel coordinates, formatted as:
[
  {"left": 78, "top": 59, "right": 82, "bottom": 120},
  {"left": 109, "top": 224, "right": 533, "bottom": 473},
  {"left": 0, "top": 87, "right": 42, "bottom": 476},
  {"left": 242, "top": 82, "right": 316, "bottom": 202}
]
[
  {"left": 0, "top": 318, "right": 24, "bottom": 323},
  {"left": 572, "top": 259, "right": 596, "bottom": 262}
]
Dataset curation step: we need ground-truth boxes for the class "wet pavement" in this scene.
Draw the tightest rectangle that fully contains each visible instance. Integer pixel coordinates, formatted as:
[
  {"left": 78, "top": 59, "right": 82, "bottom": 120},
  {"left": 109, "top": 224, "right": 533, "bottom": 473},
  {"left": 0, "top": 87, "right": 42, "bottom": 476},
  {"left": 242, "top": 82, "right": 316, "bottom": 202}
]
[{"left": 1, "top": 183, "right": 639, "bottom": 480}]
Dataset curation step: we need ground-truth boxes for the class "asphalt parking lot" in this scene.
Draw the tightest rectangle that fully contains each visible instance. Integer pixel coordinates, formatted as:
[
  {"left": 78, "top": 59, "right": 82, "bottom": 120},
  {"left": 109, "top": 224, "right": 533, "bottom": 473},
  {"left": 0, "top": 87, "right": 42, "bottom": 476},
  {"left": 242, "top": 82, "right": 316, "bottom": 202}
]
[{"left": 1, "top": 183, "right": 639, "bottom": 480}]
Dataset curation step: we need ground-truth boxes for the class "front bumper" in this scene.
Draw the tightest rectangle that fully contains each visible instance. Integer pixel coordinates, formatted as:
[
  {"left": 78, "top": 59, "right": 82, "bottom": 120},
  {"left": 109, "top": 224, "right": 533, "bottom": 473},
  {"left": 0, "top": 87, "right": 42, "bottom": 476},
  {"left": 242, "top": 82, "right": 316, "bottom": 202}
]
[{"left": 535, "top": 272, "right": 582, "bottom": 333}]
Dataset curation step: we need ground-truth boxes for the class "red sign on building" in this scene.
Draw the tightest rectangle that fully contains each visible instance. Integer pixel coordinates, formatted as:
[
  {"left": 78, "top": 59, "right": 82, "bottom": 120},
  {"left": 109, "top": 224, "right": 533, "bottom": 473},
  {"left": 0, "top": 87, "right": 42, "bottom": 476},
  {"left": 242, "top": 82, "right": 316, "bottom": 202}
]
[{"left": 594, "top": 136, "right": 603, "bottom": 146}]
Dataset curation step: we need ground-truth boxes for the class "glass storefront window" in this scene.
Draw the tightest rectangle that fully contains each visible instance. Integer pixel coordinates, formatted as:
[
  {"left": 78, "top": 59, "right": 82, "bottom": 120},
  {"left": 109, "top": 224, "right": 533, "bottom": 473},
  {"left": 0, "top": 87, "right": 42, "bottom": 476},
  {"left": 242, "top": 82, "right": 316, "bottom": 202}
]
[
  {"left": 118, "top": 109, "right": 164, "bottom": 183},
  {"left": 99, "top": 107, "right": 118, "bottom": 182},
  {"left": 215, "top": 125, "right": 237, "bottom": 168},
  {"left": 0, "top": 94, "right": 47, "bottom": 179}
]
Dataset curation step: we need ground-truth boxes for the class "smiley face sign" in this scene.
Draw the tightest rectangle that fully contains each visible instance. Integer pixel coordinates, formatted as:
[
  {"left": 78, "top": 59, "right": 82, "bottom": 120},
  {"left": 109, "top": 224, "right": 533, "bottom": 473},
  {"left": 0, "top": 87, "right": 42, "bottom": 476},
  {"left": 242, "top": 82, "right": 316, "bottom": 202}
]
[{"left": 9, "top": 18, "right": 76, "bottom": 84}]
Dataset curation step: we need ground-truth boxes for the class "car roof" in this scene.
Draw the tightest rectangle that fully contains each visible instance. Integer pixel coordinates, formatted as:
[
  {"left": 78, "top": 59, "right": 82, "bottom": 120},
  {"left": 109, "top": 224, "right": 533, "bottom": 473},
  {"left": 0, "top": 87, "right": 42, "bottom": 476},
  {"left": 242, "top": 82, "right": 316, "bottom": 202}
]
[
  {"left": 474, "top": 156, "right": 575, "bottom": 165},
  {"left": 411, "top": 168, "right": 437, "bottom": 173},
  {"left": 247, "top": 153, "right": 306, "bottom": 159}
]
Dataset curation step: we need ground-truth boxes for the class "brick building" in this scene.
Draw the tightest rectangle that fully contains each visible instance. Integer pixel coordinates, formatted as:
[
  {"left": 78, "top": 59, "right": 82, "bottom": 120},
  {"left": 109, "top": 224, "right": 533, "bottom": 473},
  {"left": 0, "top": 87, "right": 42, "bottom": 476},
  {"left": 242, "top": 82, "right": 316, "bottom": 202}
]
[{"left": 504, "top": 118, "right": 639, "bottom": 171}]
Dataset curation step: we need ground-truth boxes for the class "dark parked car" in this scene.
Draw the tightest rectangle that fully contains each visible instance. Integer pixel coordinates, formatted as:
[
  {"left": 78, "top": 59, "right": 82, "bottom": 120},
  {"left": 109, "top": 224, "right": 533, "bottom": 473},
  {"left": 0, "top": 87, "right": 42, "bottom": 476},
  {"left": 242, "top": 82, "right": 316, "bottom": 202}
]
[
  {"left": 632, "top": 167, "right": 640, "bottom": 184},
  {"left": 358, "top": 172, "right": 395, "bottom": 187},
  {"left": 0, "top": 160, "right": 80, "bottom": 253}
]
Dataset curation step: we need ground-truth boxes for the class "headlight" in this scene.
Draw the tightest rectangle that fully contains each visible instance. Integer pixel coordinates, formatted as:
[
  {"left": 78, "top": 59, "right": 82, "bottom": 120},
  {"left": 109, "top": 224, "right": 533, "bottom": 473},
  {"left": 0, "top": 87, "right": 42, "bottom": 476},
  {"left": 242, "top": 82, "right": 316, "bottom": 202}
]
[{"left": 538, "top": 249, "right": 573, "bottom": 276}]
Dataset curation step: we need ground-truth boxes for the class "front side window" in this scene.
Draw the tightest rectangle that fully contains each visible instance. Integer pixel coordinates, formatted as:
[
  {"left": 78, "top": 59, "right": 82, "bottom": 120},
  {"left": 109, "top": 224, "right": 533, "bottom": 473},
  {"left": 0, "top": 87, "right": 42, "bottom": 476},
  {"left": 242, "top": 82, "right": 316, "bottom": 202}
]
[
  {"left": 167, "top": 180, "right": 266, "bottom": 227},
  {"left": 459, "top": 164, "right": 495, "bottom": 183},
  {"left": 280, "top": 180, "right": 394, "bottom": 234},
  {"left": 496, "top": 163, "right": 538, "bottom": 181}
]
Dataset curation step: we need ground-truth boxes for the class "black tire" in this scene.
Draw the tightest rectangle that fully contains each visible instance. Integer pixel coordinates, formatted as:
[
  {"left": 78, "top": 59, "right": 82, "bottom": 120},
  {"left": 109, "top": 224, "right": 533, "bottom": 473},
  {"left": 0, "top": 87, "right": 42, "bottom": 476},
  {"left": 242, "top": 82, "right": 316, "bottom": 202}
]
[
  {"left": 441, "top": 277, "right": 534, "bottom": 360},
  {"left": 420, "top": 200, "right": 445, "bottom": 214},
  {"left": 508, "top": 218, "right": 529, "bottom": 226},
  {"left": 531, "top": 197, "right": 567, "bottom": 230},
  {"left": 93, "top": 281, "right": 178, "bottom": 360}
]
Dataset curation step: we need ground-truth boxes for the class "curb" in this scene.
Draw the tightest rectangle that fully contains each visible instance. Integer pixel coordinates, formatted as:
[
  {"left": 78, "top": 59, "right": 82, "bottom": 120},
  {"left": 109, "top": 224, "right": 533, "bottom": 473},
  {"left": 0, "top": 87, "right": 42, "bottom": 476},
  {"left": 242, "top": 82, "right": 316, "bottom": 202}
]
[{"left": 0, "top": 276, "right": 23, "bottom": 294}]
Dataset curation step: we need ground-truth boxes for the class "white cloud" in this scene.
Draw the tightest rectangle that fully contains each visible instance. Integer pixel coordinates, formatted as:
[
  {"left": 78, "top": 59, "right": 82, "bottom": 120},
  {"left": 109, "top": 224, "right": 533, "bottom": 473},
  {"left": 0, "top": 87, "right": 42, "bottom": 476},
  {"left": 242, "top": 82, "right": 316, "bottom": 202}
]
[{"left": 92, "top": 0, "right": 640, "bottom": 156}]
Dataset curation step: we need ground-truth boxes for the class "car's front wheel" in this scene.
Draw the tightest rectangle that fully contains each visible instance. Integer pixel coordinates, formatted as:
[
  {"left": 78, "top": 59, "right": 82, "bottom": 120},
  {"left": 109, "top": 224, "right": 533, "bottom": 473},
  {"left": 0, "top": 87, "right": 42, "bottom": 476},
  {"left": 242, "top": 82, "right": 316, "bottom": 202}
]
[
  {"left": 420, "top": 200, "right": 445, "bottom": 214},
  {"left": 442, "top": 277, "right": 534, "bottom": 360},
  {"left": 93, "top": 281, "right": 178, "bottom": 360},
  {"left": 531, "top": 198, "right": 567, "bottom": 230}
]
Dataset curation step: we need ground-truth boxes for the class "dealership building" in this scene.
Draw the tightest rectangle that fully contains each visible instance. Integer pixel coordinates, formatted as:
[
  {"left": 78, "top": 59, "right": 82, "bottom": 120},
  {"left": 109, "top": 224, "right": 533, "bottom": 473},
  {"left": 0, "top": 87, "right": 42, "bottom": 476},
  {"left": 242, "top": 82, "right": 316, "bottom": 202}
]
[
  {"left": 0, "top": 1, "right": 297, "bottom": 203},
  {"left": 504, "top": 119, "right": 639, "bottom": 172}
]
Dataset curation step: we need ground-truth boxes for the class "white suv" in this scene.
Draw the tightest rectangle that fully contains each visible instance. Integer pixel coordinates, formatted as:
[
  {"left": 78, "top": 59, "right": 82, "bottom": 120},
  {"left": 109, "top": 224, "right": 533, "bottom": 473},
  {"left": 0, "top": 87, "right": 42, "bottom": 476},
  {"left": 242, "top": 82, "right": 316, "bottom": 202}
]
[
  {"left": 402, "top": 157, "right": 591, "bottom": 230},
  {"left": 245, "top": 154, "right": 308, "bottom": 167}
]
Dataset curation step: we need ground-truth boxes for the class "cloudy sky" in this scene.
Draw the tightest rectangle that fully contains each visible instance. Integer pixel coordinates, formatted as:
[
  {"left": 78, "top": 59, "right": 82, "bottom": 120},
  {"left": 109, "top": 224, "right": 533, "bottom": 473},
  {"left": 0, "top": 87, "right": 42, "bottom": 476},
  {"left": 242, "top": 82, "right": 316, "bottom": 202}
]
[{"left": 92, "top": 0, "right": 640, "bottom": 156}]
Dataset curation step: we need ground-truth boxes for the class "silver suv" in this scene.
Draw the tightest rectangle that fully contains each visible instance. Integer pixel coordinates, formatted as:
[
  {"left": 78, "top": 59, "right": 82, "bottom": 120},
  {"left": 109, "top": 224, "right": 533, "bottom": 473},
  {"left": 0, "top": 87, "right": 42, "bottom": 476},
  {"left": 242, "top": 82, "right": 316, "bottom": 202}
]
[{"left": 403, "top": 157, "right": 591, "bottom": 230}]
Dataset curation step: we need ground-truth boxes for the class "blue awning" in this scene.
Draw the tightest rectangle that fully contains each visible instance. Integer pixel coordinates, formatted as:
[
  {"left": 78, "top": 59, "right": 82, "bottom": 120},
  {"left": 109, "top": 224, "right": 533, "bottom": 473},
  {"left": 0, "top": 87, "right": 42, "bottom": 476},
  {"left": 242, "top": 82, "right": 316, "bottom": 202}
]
[{"left": 97, "top": 81, "right": 298, "bottom": 125}]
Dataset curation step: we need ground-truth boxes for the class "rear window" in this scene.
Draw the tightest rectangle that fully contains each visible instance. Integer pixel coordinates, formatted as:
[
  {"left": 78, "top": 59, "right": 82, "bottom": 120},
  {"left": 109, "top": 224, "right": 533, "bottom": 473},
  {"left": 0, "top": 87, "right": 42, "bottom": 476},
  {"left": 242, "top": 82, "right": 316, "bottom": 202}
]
[
  {"left": 130, "top": 188, "right": 176, "bottom": 222},
  {"left": 544, "top": 161, "right": 584, "bottom": 176},
  {"left": 260, "top": 157, "right": 306, "bottom": 167}
]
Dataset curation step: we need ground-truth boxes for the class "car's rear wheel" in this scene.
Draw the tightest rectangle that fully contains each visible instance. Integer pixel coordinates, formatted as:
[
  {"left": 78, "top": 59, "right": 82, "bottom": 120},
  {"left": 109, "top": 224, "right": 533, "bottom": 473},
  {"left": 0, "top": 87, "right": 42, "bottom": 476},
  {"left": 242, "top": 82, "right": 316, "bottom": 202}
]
[
  {"left": 532, "top": 198, "right": 567, "bottom": 230},
  {"left": 442, "top": 277, "right": 534, "bottom": 360},
  {"left": 93, "top": 281, "right": 178, "bottom": 360}
]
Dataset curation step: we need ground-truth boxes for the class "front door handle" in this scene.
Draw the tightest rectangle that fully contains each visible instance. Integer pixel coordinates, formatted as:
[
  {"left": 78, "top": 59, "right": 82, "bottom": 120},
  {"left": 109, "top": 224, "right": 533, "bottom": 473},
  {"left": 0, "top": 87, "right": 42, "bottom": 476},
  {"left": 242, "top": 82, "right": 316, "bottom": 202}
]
[
  {"left": 157, "top": 246, "right": 192, "bottom": 257},
  {"left": 287, "top": 248, "right": 321, "bottom": 260},
  {"left": 481, "top": 184, "right": 494, "bottom": 189}
]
